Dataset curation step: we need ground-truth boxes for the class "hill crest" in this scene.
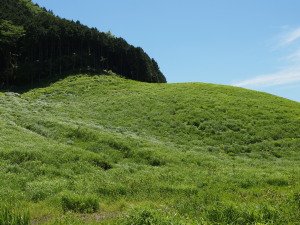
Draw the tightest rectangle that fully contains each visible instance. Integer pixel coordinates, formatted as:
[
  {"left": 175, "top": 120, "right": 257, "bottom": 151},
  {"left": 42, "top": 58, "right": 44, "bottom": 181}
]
[{"left": 0, "top": 73, "right": 300, "bottom": 224}]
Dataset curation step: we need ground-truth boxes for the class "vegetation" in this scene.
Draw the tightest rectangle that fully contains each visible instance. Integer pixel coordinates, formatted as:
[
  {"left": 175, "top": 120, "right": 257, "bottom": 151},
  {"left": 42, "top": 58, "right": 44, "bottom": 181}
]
[
  {"left": 0, "top": 74, "right": 299, "bottom": 224},
  {"left": 61, "top": 193, "right": 99, "bottom": 214},
  {"left": 0, "top": 204, "right": 30, "bottom": 225},
  {"left": 0, "top": 0, "right": 166, "bottom": 89},
  {"left": 0, "top": 1, "right": 299, "bottom": 224}
]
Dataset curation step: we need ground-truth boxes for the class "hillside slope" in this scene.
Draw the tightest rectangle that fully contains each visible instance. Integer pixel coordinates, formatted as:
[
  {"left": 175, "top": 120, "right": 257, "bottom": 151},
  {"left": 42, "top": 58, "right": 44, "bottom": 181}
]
[{"left": 0, "top": 74, "right": 299, "bottom": 224}]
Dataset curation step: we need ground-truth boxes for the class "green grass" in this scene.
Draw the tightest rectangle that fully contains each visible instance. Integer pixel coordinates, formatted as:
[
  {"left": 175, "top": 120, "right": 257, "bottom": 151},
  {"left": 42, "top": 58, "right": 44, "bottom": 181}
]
[
  {"left": 0, "top": 204, "right": 30, "bottom": 225},
  {"left": 61, "top": 193, "right": 99, "bottom": 213},
  {"left": 0, "top": 74, "right": 300, "bottom": 224}
]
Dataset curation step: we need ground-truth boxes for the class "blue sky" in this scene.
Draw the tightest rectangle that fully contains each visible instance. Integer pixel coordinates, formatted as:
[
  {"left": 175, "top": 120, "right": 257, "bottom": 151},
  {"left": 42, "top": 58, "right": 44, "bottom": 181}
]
[{"left": 32, "top": 0, "right": 300, "bottom": 102}]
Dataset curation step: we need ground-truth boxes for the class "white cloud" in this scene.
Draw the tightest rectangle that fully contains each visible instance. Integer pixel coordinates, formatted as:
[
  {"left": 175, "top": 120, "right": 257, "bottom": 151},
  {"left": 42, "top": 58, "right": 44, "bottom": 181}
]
[
  {"left": 280, "top": 27, "right": 300, "bottom": 46},
  {"left": 285, "top": 49, "right": 300, "bottom": 62},
  {"left": 234, "top": 27, "right": 300, "bottom": 89},
  {"left": 234, "top": 67, "right": 300, "bottom": 88}
]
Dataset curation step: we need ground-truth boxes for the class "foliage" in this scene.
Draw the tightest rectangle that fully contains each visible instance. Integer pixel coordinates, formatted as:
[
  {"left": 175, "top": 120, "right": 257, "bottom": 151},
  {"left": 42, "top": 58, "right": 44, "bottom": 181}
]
[
  {"left": 119, "top": 207, "right": 185, "bottom": 225},
  {"left": 0, "top": 204, "right": 30, "bottom": 225},
  {"left": 0, "top": 0, "right": 166, "bottom": 89},
  {"left": 61, "top": 193, "right": 99, "bottom": 213},
  {"left": 0, "top": 19, "right": 25, "bottom": 44}
]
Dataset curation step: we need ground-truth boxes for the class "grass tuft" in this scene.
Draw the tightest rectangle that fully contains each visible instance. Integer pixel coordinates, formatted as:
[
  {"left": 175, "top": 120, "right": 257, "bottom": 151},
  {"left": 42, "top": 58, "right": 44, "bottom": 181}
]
[
  {"left": 61, "top": 193, "right": 99, "bottom": 214},
  {"left": 0, "top": 204, "right": 30, "bottom": 225}
]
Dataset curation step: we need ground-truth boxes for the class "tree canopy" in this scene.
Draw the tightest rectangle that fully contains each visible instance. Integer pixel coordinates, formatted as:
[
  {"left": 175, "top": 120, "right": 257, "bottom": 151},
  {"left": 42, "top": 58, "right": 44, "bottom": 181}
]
[
  {"left": 0, "top": 19, "right": 25, "bottom": 44},
  {"left": 0, "top": 0, "right": 166, "bottom": 88}
]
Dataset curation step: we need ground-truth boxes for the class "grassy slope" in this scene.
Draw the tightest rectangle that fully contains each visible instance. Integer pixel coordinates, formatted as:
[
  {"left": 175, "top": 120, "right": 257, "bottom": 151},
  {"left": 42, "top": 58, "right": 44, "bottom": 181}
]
[{"left": 0, "top": 74, "right": 299, "bottom": 224}]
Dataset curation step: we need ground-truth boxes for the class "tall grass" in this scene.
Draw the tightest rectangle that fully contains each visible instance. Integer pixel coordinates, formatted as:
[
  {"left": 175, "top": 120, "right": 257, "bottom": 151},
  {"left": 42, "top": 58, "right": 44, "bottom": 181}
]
[
  {"left": 0, "top": 74, "right": 299, "bottom": 224},
  {"left": 0, "top": 205, "right": 30, "bottom": 225},
  {"left": 61, "top": 193, "right": 99, "bottom": 213}
]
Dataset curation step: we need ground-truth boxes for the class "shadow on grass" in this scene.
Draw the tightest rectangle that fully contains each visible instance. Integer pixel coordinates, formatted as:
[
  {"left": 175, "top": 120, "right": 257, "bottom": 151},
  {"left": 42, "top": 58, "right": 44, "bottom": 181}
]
[{"left": 0, "top": 70, "right": 117, "bottom": 94}]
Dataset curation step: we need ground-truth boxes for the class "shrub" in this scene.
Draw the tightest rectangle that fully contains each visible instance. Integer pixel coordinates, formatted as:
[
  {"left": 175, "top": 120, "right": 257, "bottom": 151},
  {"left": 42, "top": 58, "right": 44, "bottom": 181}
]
[{"left": 61, "top": 193, "right": 99, "bottom": 213}]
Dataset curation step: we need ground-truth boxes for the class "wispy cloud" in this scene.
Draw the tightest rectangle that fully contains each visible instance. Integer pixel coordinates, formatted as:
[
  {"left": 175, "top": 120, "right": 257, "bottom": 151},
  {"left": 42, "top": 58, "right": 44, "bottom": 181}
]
[
  {"left": 234, "top": 27, "right": 300, "bottom": 88},
  {"left": 285, "top": 49, "right": 300, "bottom": 62},
  {"left": 234, "top": 67, "right": 300, "bottom": 88},
  {"left": 280, "top": 27, "right": 300, "bottom": 46}
]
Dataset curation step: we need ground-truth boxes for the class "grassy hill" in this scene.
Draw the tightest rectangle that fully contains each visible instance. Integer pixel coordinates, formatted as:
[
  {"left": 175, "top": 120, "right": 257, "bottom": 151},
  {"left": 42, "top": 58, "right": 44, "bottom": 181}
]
[{"left": 0, "top": 73, "right": 299, "bottom": 224}]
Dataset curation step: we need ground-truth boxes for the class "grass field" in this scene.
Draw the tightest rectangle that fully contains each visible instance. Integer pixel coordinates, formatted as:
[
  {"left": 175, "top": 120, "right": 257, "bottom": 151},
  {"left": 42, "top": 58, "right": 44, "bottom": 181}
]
[{"left": 0, "top": 73, "right": 299, "bottom": 224}]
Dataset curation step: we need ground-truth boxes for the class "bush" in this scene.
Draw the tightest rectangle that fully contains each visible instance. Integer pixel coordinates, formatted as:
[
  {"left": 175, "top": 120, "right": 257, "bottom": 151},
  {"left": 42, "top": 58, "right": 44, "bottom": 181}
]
[{"left": 61, "top": 193, "right": 99, "bottom": 213}]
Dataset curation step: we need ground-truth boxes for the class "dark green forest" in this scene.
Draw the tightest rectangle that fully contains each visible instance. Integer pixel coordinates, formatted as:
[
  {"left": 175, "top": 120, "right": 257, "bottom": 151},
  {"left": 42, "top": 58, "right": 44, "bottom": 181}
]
[{"left": 0, "top": 0, "right": 166, "bottom": 89}]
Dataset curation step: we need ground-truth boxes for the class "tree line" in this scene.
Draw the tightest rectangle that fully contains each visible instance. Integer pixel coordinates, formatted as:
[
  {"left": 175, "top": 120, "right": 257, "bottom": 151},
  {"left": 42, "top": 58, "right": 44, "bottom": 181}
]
[{"left": 0, "top": 0, "right": 166, "bottom": 89}]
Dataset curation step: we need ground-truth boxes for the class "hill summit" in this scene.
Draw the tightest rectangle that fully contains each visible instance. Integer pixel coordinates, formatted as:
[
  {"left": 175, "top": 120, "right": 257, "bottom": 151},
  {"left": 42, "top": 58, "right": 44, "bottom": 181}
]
[
  {"left": 0, "top": 74, "right": 299, "bottom": 224},
  {"left": 1, "top": 1, "right": 300, "bottom": 224}
]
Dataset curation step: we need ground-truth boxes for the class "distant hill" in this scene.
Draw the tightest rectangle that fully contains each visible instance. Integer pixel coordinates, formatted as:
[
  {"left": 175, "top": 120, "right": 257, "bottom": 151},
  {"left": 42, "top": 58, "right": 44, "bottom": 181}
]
[
  {"left": 0, "top": 74, "right": 299, "bottom": 224},
  {"left": 0, "top": 0, "right": 166, "bottom": 89}
]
